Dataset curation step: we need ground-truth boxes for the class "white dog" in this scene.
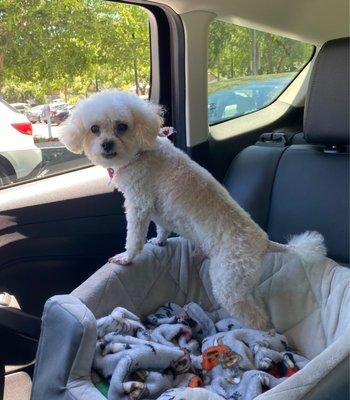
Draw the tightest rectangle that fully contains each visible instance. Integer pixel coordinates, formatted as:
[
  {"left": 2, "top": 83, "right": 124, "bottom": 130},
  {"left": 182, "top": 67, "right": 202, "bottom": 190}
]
[{"left": 59, "top": 90, "right": 326, "bottom": 329}]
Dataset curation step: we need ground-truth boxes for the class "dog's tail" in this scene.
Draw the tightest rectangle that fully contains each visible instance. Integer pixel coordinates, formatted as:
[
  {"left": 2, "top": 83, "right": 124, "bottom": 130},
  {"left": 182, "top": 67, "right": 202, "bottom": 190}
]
[{"left": 268, "top": 231, "right": 327, "bottom": 264}]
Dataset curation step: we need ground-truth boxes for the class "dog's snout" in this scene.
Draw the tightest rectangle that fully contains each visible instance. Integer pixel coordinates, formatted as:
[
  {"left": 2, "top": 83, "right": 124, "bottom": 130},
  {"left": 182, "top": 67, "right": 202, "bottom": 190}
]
[{"left": 101, "top": 140, "right": 115, "bottom": 153}]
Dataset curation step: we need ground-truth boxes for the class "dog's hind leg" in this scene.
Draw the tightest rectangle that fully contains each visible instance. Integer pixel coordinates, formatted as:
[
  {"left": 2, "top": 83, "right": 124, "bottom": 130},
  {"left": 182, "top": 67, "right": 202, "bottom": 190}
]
[
  {"left": 209, "top": 255, "right": 268, "bottom": 330},
  {"left": 226, "top": 296, "right": 268, "bottom": 331}
]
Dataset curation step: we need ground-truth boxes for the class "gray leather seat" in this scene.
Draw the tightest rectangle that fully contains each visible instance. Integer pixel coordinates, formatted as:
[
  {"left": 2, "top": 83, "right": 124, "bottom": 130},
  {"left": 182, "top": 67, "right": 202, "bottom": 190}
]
[{"left": 224, "top": 37, "right": 349, "bottom": 266}]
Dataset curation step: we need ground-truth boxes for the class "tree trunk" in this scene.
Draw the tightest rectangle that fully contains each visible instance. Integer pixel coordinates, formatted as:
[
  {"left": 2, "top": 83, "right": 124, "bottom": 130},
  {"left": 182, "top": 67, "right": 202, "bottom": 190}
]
[
  {"left": 216, "top": 53, "right": 221, "bottom": 81},
  {"left": 251, "top": 30, "right": 260, "bottom": 75},
  {"left": 139, "top": 83, "right": 146, "bottom": 96},
  {"left": 95, "top": 76, "right": 99, "bottom": 92},
  {"left": 85, "top": 80, "right": 91, "bottom": 97},
  {"left": 64, "top": 81, "right": 68, "bottom": 102},
  {"left": 133, "top": 55, "right": 139, "bottom": 95},
  {"left": 230, "top": 53, "right": 234, "bottom": 78},
  {"left": 267, "top": 35, "right": 273, "bottom": 74},
  {"left": 132, "top": 33, "right": 139, "bottom": 95},
  {"left": 0, "top": 52, "right": 5, "bottom": 92}
]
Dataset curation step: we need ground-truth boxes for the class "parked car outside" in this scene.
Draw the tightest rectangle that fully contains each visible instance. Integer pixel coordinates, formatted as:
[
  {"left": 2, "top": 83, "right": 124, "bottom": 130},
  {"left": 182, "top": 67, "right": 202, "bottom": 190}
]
[
  {"left": 208, "top": 76, "right": 293, "bottom": 124},
  {"left": 40, "top": 103, "right": 69, "bottom": 125},
  {"left": 10, "top": 102, "right": 30, "bottom": 114},
  {"left": 0, "top": 99, "right": 42, "bottom": 186},
  {"left": 51, "top": 98, "right": 65, "bottom": 105},
  {"left": 26, "top": 104, "right": 45, "bottom": 123}
]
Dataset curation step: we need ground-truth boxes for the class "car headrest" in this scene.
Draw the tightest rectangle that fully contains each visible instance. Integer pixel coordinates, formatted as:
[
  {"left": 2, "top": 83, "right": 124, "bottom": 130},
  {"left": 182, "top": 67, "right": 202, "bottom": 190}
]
[{"left": 304, "top": 37, "right": 349, "bottom": 146}]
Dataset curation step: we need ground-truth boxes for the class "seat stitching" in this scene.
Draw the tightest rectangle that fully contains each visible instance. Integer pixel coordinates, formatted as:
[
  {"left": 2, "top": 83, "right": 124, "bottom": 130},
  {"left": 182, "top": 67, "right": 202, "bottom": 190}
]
[
  {"left": 111, "top": 272, "right": 139, "bottom": 313},
  {"left": 257, "top": 256, "right": 285, "bottom": 288},
  {"left": 137, "top": 246, "right": 186, "bottom": 306},
  {"left": 323, "top": 264, "right": 335, "bottom": 302},
  {"left": 300, "top": 262, "right": 321, "bottom": 307},
  {"left": 197, "top": 259, "right": 219, "bottom": 309},
  {"left": 320, "top": 264, "right": 337, "bottom": 345},
  {"left": 282, "top": 306, "right": 320, "bottom": 335},
  {"left": 164, "top": 243, "right": 190, "bottom": 298},
  {"left": 111, "top": 246, "right": 171, "bottom": 313},
  {"left": 300, "top": 262, "right": 328, "bottom": 344},
  {"left": 165, "top": 269, "right": 187, "bottom": 297},
  {"left": 94, "top": 268, "right": 115, "bottom": 316},
  {"left": 131, "top": 271, "right": 164, "bottom": 311},
  {"left": 330, "top": 283, "right": 350, "bottom": 343},
  {"left": 266, "top": 260, "right": 275, "bottom": 318},
  {"left": 266, "top": 257, "right": 289, "bottom": 321}
]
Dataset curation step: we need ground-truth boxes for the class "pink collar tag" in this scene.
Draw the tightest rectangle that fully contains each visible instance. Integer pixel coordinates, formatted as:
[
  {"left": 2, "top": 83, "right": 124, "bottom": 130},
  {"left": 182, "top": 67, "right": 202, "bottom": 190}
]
[
  {"left": 159, "top": 126, "right": 176, "bottom": 137},
  {"left": 107, "top": 168, "right": 115, "bottom": 182}
]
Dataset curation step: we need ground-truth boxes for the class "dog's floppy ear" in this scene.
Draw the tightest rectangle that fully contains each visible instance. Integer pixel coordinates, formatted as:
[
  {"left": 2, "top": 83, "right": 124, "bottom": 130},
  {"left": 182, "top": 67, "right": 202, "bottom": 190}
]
[
  {"left": 58, "top": 114, "right": 86, "bottom": 154},
  {"left": 134, "top": 102, "right": 164, "bottom": 151}
]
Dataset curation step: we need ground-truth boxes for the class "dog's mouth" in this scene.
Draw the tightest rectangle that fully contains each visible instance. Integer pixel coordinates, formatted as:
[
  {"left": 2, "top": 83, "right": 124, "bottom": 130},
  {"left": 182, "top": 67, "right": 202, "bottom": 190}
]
[{"left": 101, "top": 152, "right": 117, "bottom": 159}]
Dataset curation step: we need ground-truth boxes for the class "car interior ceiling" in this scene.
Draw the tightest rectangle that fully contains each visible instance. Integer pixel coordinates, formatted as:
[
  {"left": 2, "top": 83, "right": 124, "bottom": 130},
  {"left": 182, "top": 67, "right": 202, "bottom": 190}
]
[{"left": 0, "top": 1, "right": 349, "bottom": 400}]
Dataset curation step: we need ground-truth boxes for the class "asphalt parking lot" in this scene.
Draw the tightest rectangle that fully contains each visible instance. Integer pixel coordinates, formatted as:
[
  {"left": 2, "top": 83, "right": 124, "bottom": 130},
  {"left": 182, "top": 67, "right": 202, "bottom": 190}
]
[
  {"left": 33, "top": 122, "right": 61, "bottom": 145},
  {"left": 32, "top": 122, "right": 89, "bottom": 177}
]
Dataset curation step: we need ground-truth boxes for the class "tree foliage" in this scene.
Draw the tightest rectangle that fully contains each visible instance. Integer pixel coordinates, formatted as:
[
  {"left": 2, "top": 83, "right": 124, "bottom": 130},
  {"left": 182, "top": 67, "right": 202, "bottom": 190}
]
[
  {"left": 0, "top": 2, "right": 313, "bottom": 104},
  {"left": 208, "top": 20, "right": 313, "bottom": 82},
  {"left": 0, "top": 0, "right": 150, "bottom": 103}
]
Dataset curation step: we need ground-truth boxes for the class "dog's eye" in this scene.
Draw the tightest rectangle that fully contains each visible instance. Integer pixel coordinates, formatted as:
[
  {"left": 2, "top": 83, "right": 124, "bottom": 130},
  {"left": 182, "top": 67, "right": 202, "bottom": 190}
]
[
  {"left": 91, "top": 125, "right": 100, "bottom": 134},
  {"left": 116, "top": 123, "right": 128, "bottom": 133}
]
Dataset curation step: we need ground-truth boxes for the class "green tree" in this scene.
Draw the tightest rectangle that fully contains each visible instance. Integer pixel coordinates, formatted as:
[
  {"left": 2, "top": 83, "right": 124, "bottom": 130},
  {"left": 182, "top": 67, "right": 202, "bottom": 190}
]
[
  {"left": 208, "top": 19, "right": 313, "bottom": 83},
  {"left": 0, "top": 0, "right": 150, "bottom": 103}
]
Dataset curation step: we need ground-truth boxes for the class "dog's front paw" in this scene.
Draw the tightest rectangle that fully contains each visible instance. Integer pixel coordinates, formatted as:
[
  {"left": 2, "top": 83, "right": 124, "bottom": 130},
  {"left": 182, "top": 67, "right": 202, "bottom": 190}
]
[
  {"left": 108, "top": 252, "right": 133, "bottom": 265},
  {"left": 148, "top": 237, "right": 167, "bottom": 247}
]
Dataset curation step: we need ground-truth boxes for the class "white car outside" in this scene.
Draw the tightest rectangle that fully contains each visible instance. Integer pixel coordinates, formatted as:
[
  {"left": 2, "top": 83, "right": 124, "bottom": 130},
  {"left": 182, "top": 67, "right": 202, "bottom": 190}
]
[{"left": 0, "top": 99, "right": 42, "bottom": 185}]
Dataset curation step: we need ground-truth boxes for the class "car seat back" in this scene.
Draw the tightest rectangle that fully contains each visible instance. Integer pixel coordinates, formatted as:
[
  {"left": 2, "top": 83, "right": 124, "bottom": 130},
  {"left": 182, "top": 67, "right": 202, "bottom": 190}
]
[{"left": 224, "top": 37, "right": 349, "bottom": 265}]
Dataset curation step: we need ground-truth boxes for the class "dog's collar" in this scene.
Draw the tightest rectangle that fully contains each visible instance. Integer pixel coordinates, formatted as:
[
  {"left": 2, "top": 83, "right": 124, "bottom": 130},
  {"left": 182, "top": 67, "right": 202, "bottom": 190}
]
[
  {"left": 106, "top": 152, "right": 142, "bottom": 183},
  {"left": 106, "top": 126, "right": 176, "bottom": 183}
]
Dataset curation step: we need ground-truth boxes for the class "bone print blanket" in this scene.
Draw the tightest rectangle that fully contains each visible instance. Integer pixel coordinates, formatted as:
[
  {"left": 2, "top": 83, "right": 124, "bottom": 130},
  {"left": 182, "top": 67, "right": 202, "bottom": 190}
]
[{"left": 92, "top": 302, "right": 309, "bottom": 400}]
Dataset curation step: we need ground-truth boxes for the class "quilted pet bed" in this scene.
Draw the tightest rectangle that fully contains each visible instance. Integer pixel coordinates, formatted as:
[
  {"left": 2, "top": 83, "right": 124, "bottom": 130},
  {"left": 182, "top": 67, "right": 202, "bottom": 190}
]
[{"left": 30, "top": 238, "right": 350, "bottom": 400}]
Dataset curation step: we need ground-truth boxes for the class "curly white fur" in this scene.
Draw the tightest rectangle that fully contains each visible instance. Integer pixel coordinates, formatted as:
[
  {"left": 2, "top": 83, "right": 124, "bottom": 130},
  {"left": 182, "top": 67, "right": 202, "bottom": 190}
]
[
  {"left": 59, "top": 89, "right": 327, "bottom": 330},
  {"left": 287, "top": 231, "right": 327, "bottom": 264}
]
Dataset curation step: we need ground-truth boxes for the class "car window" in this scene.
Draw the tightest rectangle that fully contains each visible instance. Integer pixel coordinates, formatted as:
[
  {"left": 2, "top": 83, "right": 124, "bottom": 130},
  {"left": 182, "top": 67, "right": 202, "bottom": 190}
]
[
  {"left": 53, "top": 104, "right": 67, "bottom": 110},
  {"left": 0, "top": 1, "right": 150, "bottom": 188},
  {"left": 208, "top": 20, "right": 314, "bottom": 125}
]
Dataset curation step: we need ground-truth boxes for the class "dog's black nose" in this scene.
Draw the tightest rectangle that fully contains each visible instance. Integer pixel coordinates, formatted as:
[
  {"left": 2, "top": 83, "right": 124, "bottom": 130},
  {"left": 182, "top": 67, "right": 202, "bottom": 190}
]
[{"left": 101, "top": 140, "right": 115, "bottom": 152}]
